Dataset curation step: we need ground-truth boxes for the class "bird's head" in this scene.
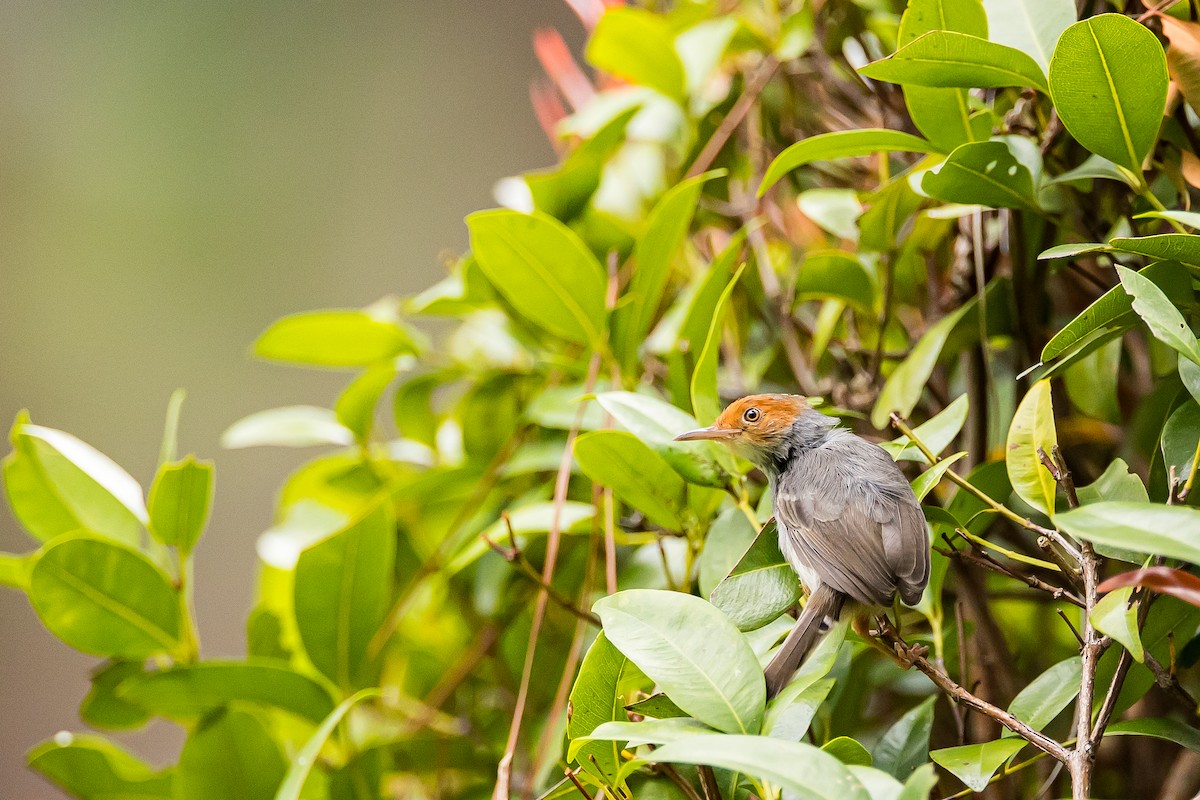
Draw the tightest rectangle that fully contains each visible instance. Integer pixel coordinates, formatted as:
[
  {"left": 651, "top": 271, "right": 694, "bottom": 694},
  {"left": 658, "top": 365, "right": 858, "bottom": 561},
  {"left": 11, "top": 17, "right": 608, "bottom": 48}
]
[{"left": 674, "top": 394, "right": 814, "bottom": 467}]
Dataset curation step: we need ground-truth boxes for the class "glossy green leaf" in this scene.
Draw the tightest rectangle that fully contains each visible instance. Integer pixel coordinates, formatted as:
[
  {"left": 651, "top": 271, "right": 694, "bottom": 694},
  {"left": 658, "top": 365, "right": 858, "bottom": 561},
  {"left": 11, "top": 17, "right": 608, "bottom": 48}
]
[
  {"left": 1047, "top": 154, "right": 1137, "bottom": 187},
  {"left": 1110, "top": 234, "right": 1200, "bottom": 269},
  {"left": 1091, "top": 587, "right": 1144, "bottom": 661},
  {"left": 568, "top": 633, "right": 639, "bottom": 787},
  {"left": 28, "top": 733, "right": 172, "bottom": 800},
  {"left": 1056, "top": 502, "right": 1200, "bottom": 563},
  {"left": 883, "top": 394, "right": 969, "bottom": 462},
  {"left": 1037, "top": 242, "right": 1111, "bottom": 260},
  {"left": 29, "top": 535, "right": 182, "bottom": 659},
  {"left": 1048, "top": 14, "right": 1168, "bottom": 173},
  {"left": 335, "top": 365, "right": 397, "bottom": 443},
  {"left": 1117, "top": 264, "right": 1200, "bottom": 366},
  {"left": 1137, "top": 210, "right": 1200, "bottom": 230},
  {"left": 912, "top": 452, "right": 966, "bottom": 501},
  {"left": 80, "top": 660, "right": 150, "bottom": 730},
  {"left": 467, "top": 209, "right": 606, "bottom": 346},
  {"left": 625, "top": 693, "right": 688, "bottom": 720},
  {"left": 587, "top": 7, "right": 686, "bottom": 100},
  {"left": 698, "top": 507, "right": 759, "bottom": 598},
  {"left": 982, "top": 0, "right": 1074, "bottom": 72},
  {"left": 572, "top": 718, "right": 718, "bottom": 757},
  {"left": 1183, "top": 358, "right": 1200, "bottom": 407},
  {"left": 1042, "top": 261, "right": 1191, "bottom": 361},
  {"left": 691, "top": 264, "right": 744, "bottom": 424},
  {"left": 254, "top": 310, "right": 415, "bottom": 368},
  {"left": 593, "top": 589, "right": 766, "bottom": 734},
  {"left": 3, "top": 414, "right": 146, "bottom": 545},
  {"left": 930, "top": 739, "right": 1024, "bottom": 792},
  {"left": 619, "top": 171, "right": 723, "bottom": 368},
  {"left": 1005, "top": 378, "right": 1057, "bottom": 516},
  {"left": 1107, "top": 717, "right": 1200, "bottom": 751},
  {"left": 759, "top": 130, "right": 939, "bottom": 196},
  {"left": 221, "top": 406, "right": 354, "bottom": 449},
  {"left": 922, "top": 141, "right": 1039, "bottom": 211},
  {"left": 274, "top": 688, "right": 380, "bottom": 800},
  {"left": 294, "top": 503, "right": 395, "bottom": 690},
  {"left": 1005, "top": 656, "right": 1081, "bottom": 733},
  {"left": 797, "top": 189, "right": 862, "bottom": 240},
  {"left": 147, "top": 455, "right": 214, "bottom": 553},
  {"left": 873, "top": 696, "right": 936, "bottom": 780},
  {"left": 176, "top": 708, "right": 286, "bottom": 800},
  {"left": 860, "top": 31, "right": 1048, "bottom": 92},
  {"left": 710, "top": 520, "right": 801, "bottom": 631},
  {"left": 1163, "top": 402, "right": 1200, "bottom": 484},
  {"left": 574, "top": 431, "right": 686, "bottom": 530},
  {"left": 118, "top": 661, "right": 337, "bottom": 723},
  {"left": 823, "top": 737, "right": 872, "bottom": 767},
  {"left": 766, "top": 677, "right": 837, "bottom": 742},
  {"left": 638, "top": 734, "right": 871, "bottom": 800},
  {"left": 793, "top": 251, "right": 876, "bottom": 311}
]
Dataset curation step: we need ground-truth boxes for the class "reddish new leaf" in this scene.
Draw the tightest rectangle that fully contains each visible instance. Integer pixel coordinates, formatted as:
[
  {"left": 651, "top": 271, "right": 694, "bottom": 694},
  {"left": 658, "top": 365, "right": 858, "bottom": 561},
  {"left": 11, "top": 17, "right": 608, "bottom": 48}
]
[{"left": 1098, "top": 567, "right": 1200, "bottom": 608}]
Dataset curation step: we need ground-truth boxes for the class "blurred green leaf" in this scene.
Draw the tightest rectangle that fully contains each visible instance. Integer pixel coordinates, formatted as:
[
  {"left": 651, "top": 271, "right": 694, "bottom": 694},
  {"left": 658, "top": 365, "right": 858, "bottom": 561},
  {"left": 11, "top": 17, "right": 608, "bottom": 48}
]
[
  {"left": 1163, "top": 402, "right": 1200, "bottom": 485},
  {"left": 766, "top": 677, "right": 837, "bottom": 742},
  {"left": 148, "top": 456, "right": 214, "bottom": 554},
  {"left": 923, "top": 141, "right": 1039, "bottom": 210},
  {"left": 860, "top": 31, "right": 1048, "bottom": 92},
  {"left": 335, "top": 365, "right": 397, "bottom": 444},
  {"left": 574, "top": 431, "right": 687, "bottom": 530},
  {"left": 1048, "top": 14, "right": 1168, "bottom": 173},
  {"left": 1137, "top": 210, "right": 1200, "bottom": 230},
  {"left": 873, "top": 696, "right": 936, "bottom": 780},
  {"left": 222, "top": 406, "right": 354, "bottom": 450},
  {"left": 793, "top": 252, "right": 876, "bottom": 311},
  {"left": 447, "top": 500, "right": 596, "bottom": 573},
  {"left": 1037, "top": 242, "right": 1111, "bottom": 259},
  {"left": 467, "top": 209, "right": 607, "bottom": 346},
  {"left": 698, "top": 507, "right": 758, "bottom": 598},
  {"left": 594, "top": 589, "right": 765, "bottom": 734},
  {"left": 691, "top": 264, "right": 744, "bottom": 424},
  {"left": 294, "top": 503, "right": 394, "bottom": 690},
  {"left": 1117, "top": 264, "right": 1200, "bottom": 366},
  {"left": 175, "top": 708, "right": 285, "bottom": 800},
  {"left": 710, "top": 520, "right": 801, "bottom": 631},
  {"left": 930, "top": 739, "right": 1024, "bottom": 792},
  {"left": 3, "top": 413, "right": 146, "bottom": 545},
  {"left": 1107, "top": 717, "right": 1200, "bottom": 751},
  {"left": 80, "top": 660, "right": 150, "bottom": 731},
  {"left": 587, "top": 7, "right": 686, "bottom": 100},
  {"left": 823, "top": 737, "right": 872, "bottom": 766},
  {"left": 29, "top": 535, "right": 182, "bottom": 659},
  {"left": 759, "top": 130, "right": 939, "bottom": 196},
  {"left": 254, "top": 310, "right": 415, "bottom": 368},
  {"left": 1056, "top": 502, "right": 1200, "bottom": 563},
  {"left": 1091, "top": 587, "right": 1144, "bottom": 661},
  {"left": 0, "top": 551, "right": 31, "bottom": 591},
  {"left": 275, "top": 688, "right": 380, "bottom": 800},
  {"left": 28, "top": 733, "right": 172, "bottom": 800},
  {"left": 1005, "top": 378, "right": 1057, "bottom": 516},
  {"left": 982, "top": 0, "right": 1074, "bottom": 71}
]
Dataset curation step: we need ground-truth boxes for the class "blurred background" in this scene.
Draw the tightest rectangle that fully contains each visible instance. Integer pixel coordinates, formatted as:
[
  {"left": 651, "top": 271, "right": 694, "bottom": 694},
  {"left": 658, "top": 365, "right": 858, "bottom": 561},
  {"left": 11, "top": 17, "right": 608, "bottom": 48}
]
[{"left": 0, "top": 2, "right": 579, "bottom": 795}]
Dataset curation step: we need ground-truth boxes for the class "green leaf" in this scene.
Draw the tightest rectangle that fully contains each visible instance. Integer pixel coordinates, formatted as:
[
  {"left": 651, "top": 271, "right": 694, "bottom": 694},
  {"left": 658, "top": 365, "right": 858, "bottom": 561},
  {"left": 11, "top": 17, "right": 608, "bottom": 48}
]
[
  {"left": 1047, "top": 154, "right": 1138, "bottom": 187},
  {"left": 0, "top": 551, "right": 31, "bottom": 591},
  {"left": 568, "top": 633, "right": 640, "bottom": 787},
  {"left": 573, "top": 718, "right": 717, "bottom": 757},
  {"left": 797, "top": 189, "right": 863, "bottom": 240},
  {"left": 147, "top": 456, "right": 214, "bottom": 554},
  {"left": 79, "top": 660, "right": 150, "bottom": 730},
  {"left": 1110, "top": 234, "right": 1200, "bottom": 269},
  {"left": 691, "top": 264, "right": 745, "bottom": 424},
  {"left": 1117, "top": 264, "right": 1200, "bottom": 366},
  {"left": 1163, "top": 402, "right": 1200, "bottom": 485},
  {"left": 446, "top": 500, "right": 596, "bottom": 573},
  {"left": 1107, "top": 717, "right": 1200, "bottom": 751},
  {"left": 294, "top": 502, "right": 395, "bottom": 690},
  {"left": 335, "top": 365, "right": 397, "bottom": 443},
  {"left": 1042, "top": 261, "right": 1191, "bottom": 362},
  {"left": 930, "top": 739, "right": 1025, "bottom": 792},
  {"left": 176, "top": 708, "right": 286, "bottom": 800},
  {"left": 638, "top": 734, "right": 871, "bottom": 800},
  {"left": 982, "top": 0, "right": 1074, "bottom": 72},
  {"left": 29, "top": 535, "right": 182, "bottom": 659},
  {"left": 767, "top": 677, "right": 838, "bottom": 741},
  {"left": 593, "top": 589, "right": 766, "bottom": 734},
  {"left": 882, "top": 394, "right": 970, "bottom": 462},
  {"left": 1091, "top": 587, "right": 1144, "bottom": 661},
  {"left": 698, "top": 507, "right": 759, "bottom": 598},
  {"left": 618, "top": 171, "right": 724, "bottom": 368},
  {"left": 1037, "top": 242, "right": 1111, "bottom": 260},
  {"left": 254, "top": 310, "right": 415, "bottom": 368},
  {"left": 118, "top": 661, "right": 337, "bottom": 724},
  {"left": 899, "top": 764, "right": 940, "bottom": 800},
  {"left": 1056, "top": 502, "right": 1200, "bottom": 563},
  {"left": 922, "top": 141, "right": 1039, "bottom": 211},
  {"left": 1006, "top": 656, "right": 1082, "bottom": 733},
  {"left": 710, "top": 520, "right": 801, "bottom": 631},
  {"left": 873, "top": 696, "right": 936, "bottom": 780},
  {"left": 912, "top": 453, "right": 967, "bottom": 501},
  {"left": 1005, "top": 378, "right": 1057, "bottom": 516},
  {"left": 467, "top": 209, "right": 607, "bottom": 346},
  {"left": 574, "top": 431, "right": 687, "bottom": 530},
  {"left": 3, "top": 414, "right": 146, "bottom": 545},
  {"left": 1048, "top": 14, "right": 1168, "bottom": 174},
  {"left": 1136, "top": 210, "right": 1200, "bottom": 230},
  {"left": 28, "top": 733, "right": 172, "bottom": 800},
  {"left": 823, "top": 737, "right": 872, "bottom": 767},
  {"left": 625, "top": 693, "right": 688, "bottom": 720},
  {"left": 587, "top": 7, "right": 686, "bottom": 100},
  {"left": 860, "top": 31, "right": 1048, "bottom": 92},
  {"left": 274, "top": 688, "right": 380, "bottom": 800},
  {"left": 793, "top": 251, "right": 877, "bottom": 311},
  {"left": 759, "top": 130, "right": 940, "bottom": 196},
  {"left": 221, "top": 406, "right": 354, "bottom": 449}
]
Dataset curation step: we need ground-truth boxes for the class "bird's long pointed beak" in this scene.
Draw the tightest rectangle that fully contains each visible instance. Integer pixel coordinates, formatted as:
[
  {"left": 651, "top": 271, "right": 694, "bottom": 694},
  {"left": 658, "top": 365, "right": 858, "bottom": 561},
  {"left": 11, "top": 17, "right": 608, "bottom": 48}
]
[{"left": 674, "top": 426, "right": 738, "bottom": 442}]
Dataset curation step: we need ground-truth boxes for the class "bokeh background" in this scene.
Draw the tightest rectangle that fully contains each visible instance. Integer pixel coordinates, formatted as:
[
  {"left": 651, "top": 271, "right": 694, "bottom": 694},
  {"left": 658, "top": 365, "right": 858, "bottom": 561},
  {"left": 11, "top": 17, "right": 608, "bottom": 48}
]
[{"left": 0, "top": 3, "right": 578, "bottom": 795}]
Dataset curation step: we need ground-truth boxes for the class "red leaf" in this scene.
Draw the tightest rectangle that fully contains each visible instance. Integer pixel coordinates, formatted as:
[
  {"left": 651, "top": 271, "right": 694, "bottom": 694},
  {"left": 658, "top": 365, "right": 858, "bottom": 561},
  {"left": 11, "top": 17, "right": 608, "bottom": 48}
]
[
  {"left": 1098, "top": 566, "right": 1200, "bottom": 608},
  {"left": 533, "top": 27, "right": 596, "bottom": 112}
]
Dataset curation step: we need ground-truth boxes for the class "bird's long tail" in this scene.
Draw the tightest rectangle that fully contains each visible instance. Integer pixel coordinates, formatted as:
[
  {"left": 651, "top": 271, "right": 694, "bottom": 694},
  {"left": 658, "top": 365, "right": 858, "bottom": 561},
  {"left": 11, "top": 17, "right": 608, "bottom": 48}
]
[{"left": 764, "top": 584, "right": 846, "bottom": 699}]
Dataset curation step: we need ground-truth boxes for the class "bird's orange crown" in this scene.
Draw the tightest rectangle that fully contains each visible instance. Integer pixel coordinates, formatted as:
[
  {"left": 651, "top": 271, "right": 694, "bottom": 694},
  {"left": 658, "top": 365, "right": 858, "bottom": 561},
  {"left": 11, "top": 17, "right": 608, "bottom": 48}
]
[{"left": 674, "top": 393, "right": 810, "bottom": 453}]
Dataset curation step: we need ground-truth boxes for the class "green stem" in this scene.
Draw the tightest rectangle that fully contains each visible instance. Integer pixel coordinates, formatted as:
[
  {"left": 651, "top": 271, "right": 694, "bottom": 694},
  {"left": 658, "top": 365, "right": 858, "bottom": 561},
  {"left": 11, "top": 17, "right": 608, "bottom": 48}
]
[{"left": 175, "top": 552, "right": 200, "bottom": 663}]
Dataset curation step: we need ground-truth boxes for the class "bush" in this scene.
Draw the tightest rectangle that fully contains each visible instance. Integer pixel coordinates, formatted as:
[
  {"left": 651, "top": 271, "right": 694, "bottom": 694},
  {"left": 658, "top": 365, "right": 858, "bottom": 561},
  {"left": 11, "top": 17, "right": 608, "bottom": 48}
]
[{"left": 7, "top": 1, "right": 1200, "bottom": 799}]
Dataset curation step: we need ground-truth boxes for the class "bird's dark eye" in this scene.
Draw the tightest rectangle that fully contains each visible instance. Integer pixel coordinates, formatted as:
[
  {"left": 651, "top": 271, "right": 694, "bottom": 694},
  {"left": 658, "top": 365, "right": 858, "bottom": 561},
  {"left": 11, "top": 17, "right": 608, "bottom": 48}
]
[{"left": 743, "top": 407, "right": 760, "bottom": 423}]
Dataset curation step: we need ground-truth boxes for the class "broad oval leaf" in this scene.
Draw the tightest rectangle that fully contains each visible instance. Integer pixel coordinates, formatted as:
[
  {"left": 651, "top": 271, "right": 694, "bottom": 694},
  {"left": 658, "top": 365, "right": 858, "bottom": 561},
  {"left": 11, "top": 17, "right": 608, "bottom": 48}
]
[
  {"left": 710, "top": 520, "right": 801, "bottom": 631},
  {"left": 254, "top": 310, "right": 415, "bottom": 368},
  {"left": 3, "top": 414, "right": 146, "bottom": 545},
  {"left": 1004, "top": 378, "right": 1057, "bottom": 517},
  {"left": 1049, "top": 14, "right": 1168, "bottom": 174},
  {"left": 1117, "top": 264, "right": 1200, "bottom": 366},
  {"left": 793, "top": 251, "right": 877, "bottom": 311},
  {"left": 176, "top": 708, "right": 285, "bottom": 800},
  {"left": 930, "top": 739, "right": 1025, "bottom": 792},
  {"left": 567, "top": 633, "right": 644, "bottom": 787},
  {"left": 28, "top": 733, "right": 172, "bottom": 800},
  {"left": 1091, "top": 587, "right": 1144, "bottom": 661},
  {"left": 1056, "top": 502, "right": 1200, "bottom": 564},
  {"left": 593, "top": 589, "right": 766, "bottom": 734},
  {"left": 873, "top": 695, "right": 936, "bottom": 780},
  {"left": 882, "top": 394, "right": 970, "bottom": 462},
  {"left": 586, "top": 7, "right": 687, "bottom": 100},
  {"left": 982, "top": 0, "right": 1074, "bottom": 72},
  {"left": 29, "top": 535, "right": 182, "bottom": 659},
  {"left": 1005, "top": 656, "right": 1082, "bottom": 733},
  {"left": 922, "top": 141, "right": 1039, "bottom": 211},
  {"left": 147, "top": 455, "right": 214, "bottom": 554},
  {"left": 335, "top": 364, "right": 398, "bottom": 443},
  {"left": 1110, "top": 234, "right": 1200, "bottom": 269},
  {"left": 294, "top": 503, "right": 395, "bottom": 690},
  {"left": 574, "top": 431, "right": 687, "bottom": 530},
  {"left": 467, "top": 209, "right": 607, "bottom": 346},
  {"left": 860, "top": 31, "right": 1048, "bottom": 92},
  {"left": 759, "top": 130, "right": 940, "bottom": 196},
  {"left": 221, "top": 406, "right": 354, "bottom": 450}
]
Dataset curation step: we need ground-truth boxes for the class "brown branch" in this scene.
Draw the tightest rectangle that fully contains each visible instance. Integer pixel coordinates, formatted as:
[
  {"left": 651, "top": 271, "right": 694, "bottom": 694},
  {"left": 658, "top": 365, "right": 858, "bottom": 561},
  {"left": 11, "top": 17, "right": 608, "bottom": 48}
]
[
  {"left": 1144, "top": 650, "right": 1200, "bottom": 714},
  {"left": 484, "top": 530, "right": 600, "bottom": 627},
  {"left": 565, "top": 768, "right": 595, "bottom": 800},
  {"left": 660, "top": 765, "right": 706, "bottom": 800},
  {"left": 1037, "top": 445, "right": 1079, "bottom": 509},
  {"left": 686, "top": 56, "right": 779, "bottom": 179},
  {"left": 698, "top": 765, "right": 722, "bottom": 800},
  {"left": 940, "top": 534, "right": 1084, "bottom": 607},
  {"left": 1068, "top": 542, "right": 1105, "bottom": 800}
]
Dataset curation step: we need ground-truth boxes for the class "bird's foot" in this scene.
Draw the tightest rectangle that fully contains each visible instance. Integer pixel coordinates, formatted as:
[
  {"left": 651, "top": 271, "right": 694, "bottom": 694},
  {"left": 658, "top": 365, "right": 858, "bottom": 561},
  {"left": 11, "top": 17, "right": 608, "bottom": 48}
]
[{"left": 892, "top": 641, "right": 928, "bottom": 669}]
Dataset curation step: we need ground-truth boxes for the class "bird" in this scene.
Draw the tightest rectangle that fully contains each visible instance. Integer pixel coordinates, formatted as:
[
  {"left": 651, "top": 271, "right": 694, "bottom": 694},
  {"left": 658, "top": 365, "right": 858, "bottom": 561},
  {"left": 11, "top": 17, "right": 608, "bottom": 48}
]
[{"left": 675, "top": 393, "right": 930, "bottom": 698}]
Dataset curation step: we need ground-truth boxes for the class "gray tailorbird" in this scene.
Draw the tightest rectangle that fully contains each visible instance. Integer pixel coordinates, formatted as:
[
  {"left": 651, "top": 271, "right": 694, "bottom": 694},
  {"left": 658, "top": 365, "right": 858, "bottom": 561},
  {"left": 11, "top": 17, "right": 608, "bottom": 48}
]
[{"left": 676, "top": 393, "right": 930, "bottom": 698}]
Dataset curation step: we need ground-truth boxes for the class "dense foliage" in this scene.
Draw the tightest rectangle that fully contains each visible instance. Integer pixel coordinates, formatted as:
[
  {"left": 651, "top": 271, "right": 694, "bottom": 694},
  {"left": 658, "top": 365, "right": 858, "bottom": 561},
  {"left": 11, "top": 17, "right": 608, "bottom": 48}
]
[{"left": 11, "top": 0, "right": 1200, "bottom": 798}]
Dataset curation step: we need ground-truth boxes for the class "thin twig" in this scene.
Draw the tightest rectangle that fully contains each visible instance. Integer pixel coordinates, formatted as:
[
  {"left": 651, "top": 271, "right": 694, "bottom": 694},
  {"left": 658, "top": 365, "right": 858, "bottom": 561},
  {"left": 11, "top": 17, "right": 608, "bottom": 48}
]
[
  {"left": 484, "top": 529, "right": 600, "bottom": 626},
  {"left": 660, "top": 765, "right": 706, "bottom": 800},
  {"left": 1144, "top": 650, "right": 1200, "bottom": 713},
  {"left": 1056, "top": 608, "right": 1085, "bottom": 647},
  {"left": 940, "top": 534, "right": 1084, "bottom": 607},
  {"left": 565, "top": 768, "right": 595, "bottom": 800},
  {"left": 686, "top": 57, "right": 779, "bottom": 179}
]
